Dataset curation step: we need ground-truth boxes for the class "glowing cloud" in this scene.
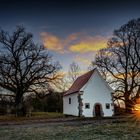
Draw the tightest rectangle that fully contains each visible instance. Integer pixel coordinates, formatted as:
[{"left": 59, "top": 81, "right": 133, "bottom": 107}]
[
  {"left": 69, "top": 36, "right": 107, "bottom": 53},
  {"left": 40, "top": 32, "right": 108, "bottom": 54},
  {"left": 40, "top": 32, "right": 80, "bottom": 53},
  {"left": 40, "top": 32, "right": 64, "bottom": 53},
  {"left": 65, "top": 33, "right": 79, "bottom": 43}
]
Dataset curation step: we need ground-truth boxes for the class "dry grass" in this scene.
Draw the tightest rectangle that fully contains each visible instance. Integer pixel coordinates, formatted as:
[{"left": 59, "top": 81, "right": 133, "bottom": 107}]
[
  {"left": 0, "top": 117, "right": 140, "bottom": 140},
  {"left": 0, "top": 112, "right": 64, "bottom": 122}
]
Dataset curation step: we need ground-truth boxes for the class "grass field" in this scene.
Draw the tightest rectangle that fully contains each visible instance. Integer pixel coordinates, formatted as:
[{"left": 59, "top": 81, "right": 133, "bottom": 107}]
[
  {"left": 0, "top": 112, "right": 64, "bottom": 122},
  {"left": 0, "top": 118, "right": 140, "bottom": 140}
]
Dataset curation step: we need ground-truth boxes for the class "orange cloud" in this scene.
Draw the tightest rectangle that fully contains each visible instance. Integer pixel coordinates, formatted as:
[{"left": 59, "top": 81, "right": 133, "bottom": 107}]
[
  {"left": 40, "top": 32, "right": 108, "bottom": 54},
  {"left": 69, "top": 36, "right": 107, "bottom": 53},
  {"left": 65, "top": 33, "right": 79, "bottom": 43},
  {"left": 40, "top": 32, "right": 64, "bottom": 53},
  {"left": 40, "top": 32, "right": 80, "bottom": 53}
]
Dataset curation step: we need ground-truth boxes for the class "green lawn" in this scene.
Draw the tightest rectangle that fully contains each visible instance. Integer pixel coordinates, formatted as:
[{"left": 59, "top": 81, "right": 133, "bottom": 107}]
[{"left": 0, "top": 121, "right": 140, "bottom": 140}]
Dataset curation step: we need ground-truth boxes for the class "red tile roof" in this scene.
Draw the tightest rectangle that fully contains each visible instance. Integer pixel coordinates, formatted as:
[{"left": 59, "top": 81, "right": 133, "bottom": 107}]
[{"left": 64, "top": 69, "right": 95, "bottom": 96}]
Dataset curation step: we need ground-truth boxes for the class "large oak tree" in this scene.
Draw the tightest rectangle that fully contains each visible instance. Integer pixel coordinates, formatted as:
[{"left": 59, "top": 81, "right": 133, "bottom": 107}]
[
  {"left": 96, "top": 18, "right": 140, "bottom": 112},
  {"left": 0, "top": 26, "right": 61, "bottom": 116}
]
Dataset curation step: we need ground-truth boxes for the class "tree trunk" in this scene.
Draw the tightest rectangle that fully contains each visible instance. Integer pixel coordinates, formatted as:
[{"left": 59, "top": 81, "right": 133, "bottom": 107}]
[
  {"left": 15, "top": 95, "right": 26, "bottom": 117},
  {"left": 124, "top": 95, "right": 133, "bottom": 113},
  {"left": 135, "top": 86, "right": 140, "bottom": 100}
]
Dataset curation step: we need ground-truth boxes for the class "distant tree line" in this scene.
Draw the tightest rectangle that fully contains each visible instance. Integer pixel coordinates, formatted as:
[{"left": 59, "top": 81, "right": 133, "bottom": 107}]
[{"left": 31, "top": 90, "right": 63, "bottom": 113}]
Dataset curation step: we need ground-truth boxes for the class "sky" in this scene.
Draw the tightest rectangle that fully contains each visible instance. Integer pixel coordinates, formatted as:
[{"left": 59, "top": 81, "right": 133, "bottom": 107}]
[{"left": 0, "top": 0, "right": 140, "bottom": 72}]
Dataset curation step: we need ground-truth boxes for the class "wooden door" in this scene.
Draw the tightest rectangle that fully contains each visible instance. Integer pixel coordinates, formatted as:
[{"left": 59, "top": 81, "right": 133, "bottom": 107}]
[{"left": 95, "top": 104, "right": 101, "bottom": 117}]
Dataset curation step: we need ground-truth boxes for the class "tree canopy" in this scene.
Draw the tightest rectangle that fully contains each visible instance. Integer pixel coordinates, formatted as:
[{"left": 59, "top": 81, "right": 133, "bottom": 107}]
[
  {"left": 0, "top": 26, "right": 61, "bottom": 116},
  {"left": 96, "top": 18, "right": 140, "bottom": 112}
]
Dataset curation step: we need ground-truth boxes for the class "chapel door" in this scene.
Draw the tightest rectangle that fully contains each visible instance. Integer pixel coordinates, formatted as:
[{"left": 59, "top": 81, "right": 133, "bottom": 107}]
[{"left": 95, "top": 104, "right": 101, "bottom": 117}]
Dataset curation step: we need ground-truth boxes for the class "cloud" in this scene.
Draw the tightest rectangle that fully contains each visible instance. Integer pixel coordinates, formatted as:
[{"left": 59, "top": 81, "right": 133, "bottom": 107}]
[
  {"left": 40, "top": 32, "right": 80, "bottom": 53},
  {"left": 64, "top": 33, "right": 79, "bottom": 43},
  {"left": 40, "top": 32, "right": 64, "bottom": 53},
  {"left": 69, "top": 36, "right": 108, "bottom": 53},
  {"left": 40, "top": 32, "right": 108, "bottom": 54}
]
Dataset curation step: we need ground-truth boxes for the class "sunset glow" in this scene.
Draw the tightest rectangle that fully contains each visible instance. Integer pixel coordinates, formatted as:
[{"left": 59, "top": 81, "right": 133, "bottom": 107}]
[
  {"left": 0, "top": 0, "right": 139, "bottom": 72},
  {"left": 40, "top": 32, "right": 64, "bottom": 53},
  {"left": 69, "top": 36, "right": 107, "bottom": 53}
]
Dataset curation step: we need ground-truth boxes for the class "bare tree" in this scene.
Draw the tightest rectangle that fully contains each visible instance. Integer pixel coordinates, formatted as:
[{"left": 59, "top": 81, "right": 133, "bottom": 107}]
[
  {"left": 126, "top": 18, "right": 140, "bottom": 71},
  {"left": 68, "top": 61, "right": 81, "bottom": 83},
  {"left": 95, "top": 18, "right": 140, "bottom": 112},
  {"left": 55, "top": 62, "right": 81, "bottom": 92},
  {"left": 0, "top": 26, "right": 61, "bottom": 116},
  {"left": 56, "top": 76, "right": 70, "bottom": 92}
]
